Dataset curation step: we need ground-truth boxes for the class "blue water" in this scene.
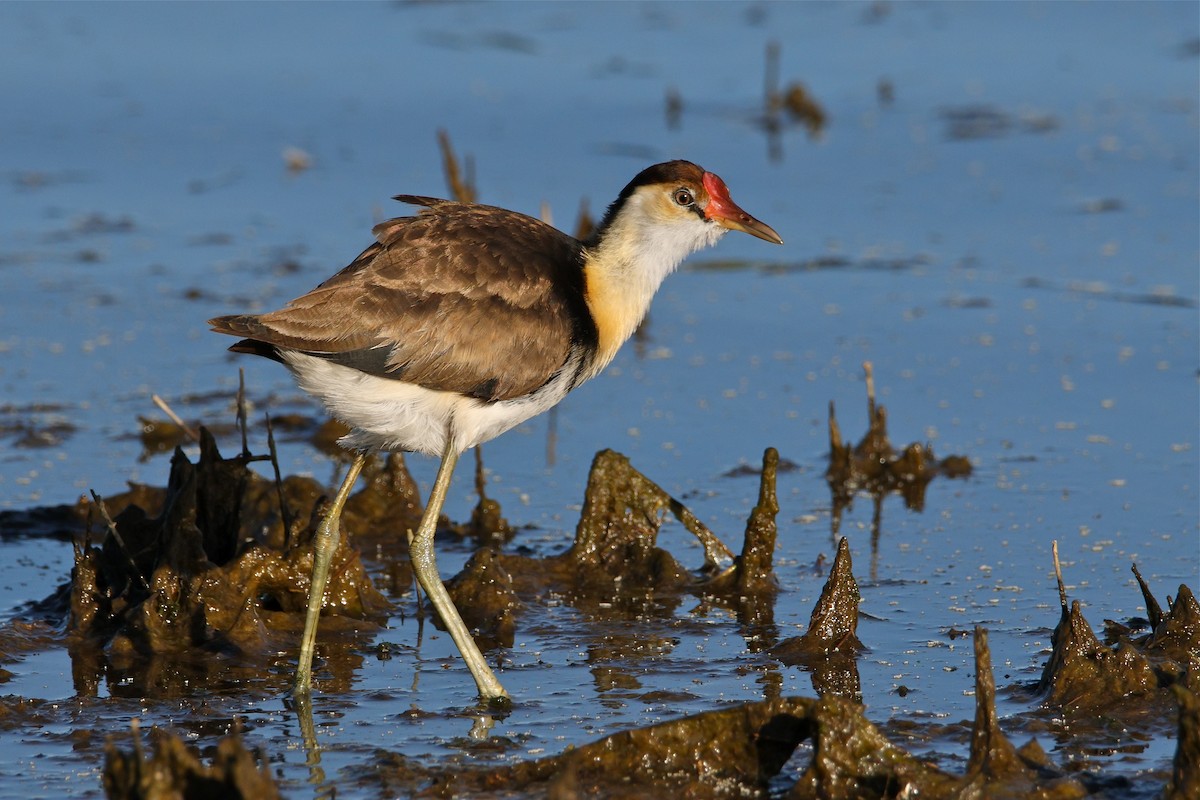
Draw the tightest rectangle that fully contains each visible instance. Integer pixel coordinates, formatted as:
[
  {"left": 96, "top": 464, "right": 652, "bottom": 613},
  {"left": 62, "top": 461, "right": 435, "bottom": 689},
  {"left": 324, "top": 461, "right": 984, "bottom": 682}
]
[{"left": 0, "top": 2, "right": 1196, "bottom": 797}]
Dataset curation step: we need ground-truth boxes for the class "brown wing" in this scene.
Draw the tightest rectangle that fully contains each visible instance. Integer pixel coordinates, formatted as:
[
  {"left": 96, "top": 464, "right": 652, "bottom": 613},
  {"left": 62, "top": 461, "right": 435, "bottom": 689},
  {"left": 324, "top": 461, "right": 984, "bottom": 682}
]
[{"left": 209, "top": 198, "right": 593, "bottom": 402}]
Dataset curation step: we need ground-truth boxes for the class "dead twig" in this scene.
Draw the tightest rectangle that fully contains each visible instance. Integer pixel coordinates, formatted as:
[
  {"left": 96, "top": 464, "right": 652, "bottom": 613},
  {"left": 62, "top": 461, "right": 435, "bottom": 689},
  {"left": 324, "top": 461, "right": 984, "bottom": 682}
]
[
  {"left": 1052, "top": 540, "right": 1067, "bottom": 612},
  {"left": 89, "top": 490, "right": 151, "bottom": 594},
  {"left": 151, "top": 394, "right": 200, "bottom": 442}
]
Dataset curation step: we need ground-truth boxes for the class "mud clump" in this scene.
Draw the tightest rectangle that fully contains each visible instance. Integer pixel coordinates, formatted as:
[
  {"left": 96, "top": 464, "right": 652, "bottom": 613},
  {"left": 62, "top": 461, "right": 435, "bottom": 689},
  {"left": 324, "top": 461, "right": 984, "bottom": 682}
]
[
  {"left": 772, "top": 537, "right": 864, "bottom": 701},
  {"left": 1128, "top": 563, "right": 1200, "bottom": 675},
  {"left": 1168, "top": 668, "right": 1200, "bottom": 800},
  {"left": 1038, "top": 555, "right": 1198, "bottom": 715},
  {"left": 446, "top": 447, "right": 781, "bottom": 640},
  {"left": 560, "top": 448, "right": 723, "bottom": 595},
  {"left": 103, "top": 722, "right": 281, "bottom": 800},
  {"left": 962, "top": 628, "right": 1087, "bottom": 799},
  {"left": 701, "top": 446, "right": 781, "bottom": 599},
  {"left": 1037, "top": 598, "right": 1160, "bottom": 709},
  {"left": 378, "top": 694, "right": 927, "bottom": 798},
  {"left": 457, "top": 446, "right": 516, "bottom": 545},
  {"left": 65, "top": 427, "right": 411, "bottom": 694},
  {"left": 369, "top": 627, "right": 1095, "bottom": 799},
  {"left": 444, "top": 546, "right": 519, "bottom": 650}
]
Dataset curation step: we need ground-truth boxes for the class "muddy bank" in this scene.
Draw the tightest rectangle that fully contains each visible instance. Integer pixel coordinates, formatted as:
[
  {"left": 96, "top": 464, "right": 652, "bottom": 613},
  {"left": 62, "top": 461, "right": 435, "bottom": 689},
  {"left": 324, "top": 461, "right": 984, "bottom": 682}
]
[{"left": 0, "top": 370, "right": 1192, "bottom": 798}]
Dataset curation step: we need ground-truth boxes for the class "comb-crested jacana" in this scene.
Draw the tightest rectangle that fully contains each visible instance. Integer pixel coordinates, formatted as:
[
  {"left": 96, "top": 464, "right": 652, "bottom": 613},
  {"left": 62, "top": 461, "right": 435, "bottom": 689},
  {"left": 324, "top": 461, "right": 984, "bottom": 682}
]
[{"left": 210, "top": 160, "right": 782, "bottom": 702}]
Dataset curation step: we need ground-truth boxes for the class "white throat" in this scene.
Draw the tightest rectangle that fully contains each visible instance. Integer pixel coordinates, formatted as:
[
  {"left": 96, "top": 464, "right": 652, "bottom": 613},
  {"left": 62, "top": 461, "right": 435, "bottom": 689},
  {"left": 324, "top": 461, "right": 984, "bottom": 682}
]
[{"left": 582, "top": 192, "right": 726, "bottom": 374}]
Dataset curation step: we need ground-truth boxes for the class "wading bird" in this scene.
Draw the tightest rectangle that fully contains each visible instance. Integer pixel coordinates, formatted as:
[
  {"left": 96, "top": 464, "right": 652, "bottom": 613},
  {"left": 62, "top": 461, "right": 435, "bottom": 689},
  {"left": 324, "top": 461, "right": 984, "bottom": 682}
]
[{"left": 209, "top": 160, "right": 782, "bottom": 702}]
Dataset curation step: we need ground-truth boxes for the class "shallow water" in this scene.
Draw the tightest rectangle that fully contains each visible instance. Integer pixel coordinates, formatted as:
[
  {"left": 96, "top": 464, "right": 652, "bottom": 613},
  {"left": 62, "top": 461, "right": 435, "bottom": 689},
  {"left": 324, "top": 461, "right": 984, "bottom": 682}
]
[{"left": 0, "top": 2, "right": 1196, "bottom": 797}]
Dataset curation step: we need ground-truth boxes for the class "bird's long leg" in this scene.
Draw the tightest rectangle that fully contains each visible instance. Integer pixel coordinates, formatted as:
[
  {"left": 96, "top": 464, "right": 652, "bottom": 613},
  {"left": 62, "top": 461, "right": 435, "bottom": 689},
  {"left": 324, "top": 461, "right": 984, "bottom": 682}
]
[
  {"left": 294, "top": 451, "right": 368, "bottom": 696},
  {"left": 410, "top": 445, "right": 510, "bottom": 702}
]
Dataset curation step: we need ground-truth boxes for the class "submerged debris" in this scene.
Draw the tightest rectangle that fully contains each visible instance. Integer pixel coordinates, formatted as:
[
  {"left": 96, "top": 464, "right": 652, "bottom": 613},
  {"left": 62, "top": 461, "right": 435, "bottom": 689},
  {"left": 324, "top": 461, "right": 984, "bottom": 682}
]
[
  {"left": 137, "top": 415, "right": 193, "bottom": 456},
  {"left": 826, "top": 362, "right": 972, "bottom": 541},
  {"left": 0, "top": 401, "right": 80, "bottom": 451},
  {"left": 939, "top": 104, "right": 1059, "bottom": 141},
  {"left": 763, "top": 41, "right": 827, "bottom": 139}
]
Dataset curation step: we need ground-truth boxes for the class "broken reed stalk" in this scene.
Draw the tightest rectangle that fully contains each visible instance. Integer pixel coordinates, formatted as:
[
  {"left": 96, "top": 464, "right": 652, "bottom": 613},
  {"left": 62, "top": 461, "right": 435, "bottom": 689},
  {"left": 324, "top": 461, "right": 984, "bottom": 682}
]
[
  {"left": 89, "top": 490, "right": 151, "bottom": 594},
  {"left": 545, "top": 407, "right": 558, "bottom": 467},
  {"left": 473, "top": 446, "right": 487, "bottom": 500},
  {"left": 151, "top": 394, "right": 199, "bottom": 442},
  {"left": 1052, "top": 540, "right": 1067, "bottom": 611},
  {"left": 828, "top": 400, "right": 843, "bottom": 451},
  {"left": 265, "top": 414, "right": 295, "bottom": 550},
  {"left": 573, "top": 198, "right": 595, "bottom": 242},
  {"left": 863, "top": 361, "right": 876, "bottom": 422},
  {"left": 236, "top": 368, "right": 250, "bottom": 458},
  {"left": 764, "top": 40, "right": 780, "bottom": 108},
  {"left": 437, "top": 129, "right": 475, "bottom": 204}
]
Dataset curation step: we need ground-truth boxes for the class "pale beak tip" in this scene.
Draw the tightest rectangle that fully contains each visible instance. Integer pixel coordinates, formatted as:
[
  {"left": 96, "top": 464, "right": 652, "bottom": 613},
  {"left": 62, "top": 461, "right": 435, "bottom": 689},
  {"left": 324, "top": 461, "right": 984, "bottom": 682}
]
[{"left": 734, "top": 216, "right": 784, "bottom": 246}]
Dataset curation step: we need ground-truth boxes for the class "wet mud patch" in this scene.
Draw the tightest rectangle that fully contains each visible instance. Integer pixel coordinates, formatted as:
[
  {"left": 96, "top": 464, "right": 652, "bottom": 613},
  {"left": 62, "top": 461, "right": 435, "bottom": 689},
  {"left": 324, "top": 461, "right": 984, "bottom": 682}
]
[
  {"left": 5, "top": 423, "right": 426, "bottom": 696},
  {"left": 102, "top": 620, "right": 1177, "bottom": 799},
  {"left": 444, "top": 445, "right": 786, "bottom": 652}
]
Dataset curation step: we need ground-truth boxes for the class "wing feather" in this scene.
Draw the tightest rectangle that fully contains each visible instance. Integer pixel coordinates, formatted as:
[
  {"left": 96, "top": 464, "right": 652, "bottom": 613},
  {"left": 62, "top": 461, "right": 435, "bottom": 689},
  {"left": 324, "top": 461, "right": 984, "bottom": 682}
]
[{"left": 210, "top": 199, "right": 593, "bottom": 402}]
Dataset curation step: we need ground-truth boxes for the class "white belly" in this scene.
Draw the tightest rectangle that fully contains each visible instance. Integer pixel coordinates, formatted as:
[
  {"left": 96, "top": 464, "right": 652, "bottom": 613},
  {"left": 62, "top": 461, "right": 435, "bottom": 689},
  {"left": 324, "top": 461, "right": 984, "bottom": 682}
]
[{"left": 281, "top": 350, "right": 585, "bottom": 456}]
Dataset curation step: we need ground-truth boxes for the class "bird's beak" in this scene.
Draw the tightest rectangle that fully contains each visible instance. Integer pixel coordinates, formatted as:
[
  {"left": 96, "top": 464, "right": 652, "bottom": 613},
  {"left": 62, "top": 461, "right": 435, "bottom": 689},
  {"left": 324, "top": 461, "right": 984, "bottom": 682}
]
[{"left": 702, "top": 172, "right": 784, "bottom": 245}]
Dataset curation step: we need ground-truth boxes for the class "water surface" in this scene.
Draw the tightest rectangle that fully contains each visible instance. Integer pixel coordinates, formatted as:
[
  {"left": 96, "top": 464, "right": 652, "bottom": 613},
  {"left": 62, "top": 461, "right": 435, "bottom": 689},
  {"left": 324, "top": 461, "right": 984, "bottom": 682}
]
[{"left": 0, "top": 2, "right": 1196, "bottom": 797}]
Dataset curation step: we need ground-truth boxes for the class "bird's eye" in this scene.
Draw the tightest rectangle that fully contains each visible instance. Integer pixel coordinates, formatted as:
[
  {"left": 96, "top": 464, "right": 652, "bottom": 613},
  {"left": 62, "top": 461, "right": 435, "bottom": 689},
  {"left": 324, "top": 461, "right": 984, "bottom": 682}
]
[{"left": 672, "top": 188, "right": 694, "bottom": 206}]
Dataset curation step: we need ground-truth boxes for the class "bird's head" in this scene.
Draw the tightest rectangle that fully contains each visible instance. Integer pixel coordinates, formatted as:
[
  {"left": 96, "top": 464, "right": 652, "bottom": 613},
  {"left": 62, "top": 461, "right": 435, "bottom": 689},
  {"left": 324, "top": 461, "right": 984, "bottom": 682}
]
[
  {"left": 591, "top": 160, "right": 783, "bottom": 260},
  {"left": 581, "top": 161, "right": 782, "bottom": 371}
]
